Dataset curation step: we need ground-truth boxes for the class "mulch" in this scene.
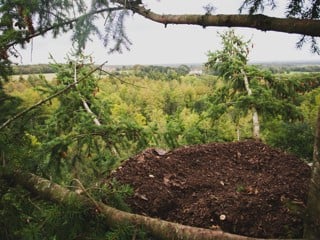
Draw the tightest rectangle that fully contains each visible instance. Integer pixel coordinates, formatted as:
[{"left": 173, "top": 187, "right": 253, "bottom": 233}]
[{"left": 107, "top": 140, "right": 311, "bottom": 238}]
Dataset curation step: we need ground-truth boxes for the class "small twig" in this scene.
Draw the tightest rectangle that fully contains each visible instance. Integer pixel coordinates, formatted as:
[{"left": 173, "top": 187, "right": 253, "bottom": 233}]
[
  {"left": 72, "top": 178, "right": 102, "bottom": 213},
  {"left": 28, "top": 197, "right": 42, "bottom": 211},
  {"left": 0, "top": 60, "right": 108, "bottom": 131}
]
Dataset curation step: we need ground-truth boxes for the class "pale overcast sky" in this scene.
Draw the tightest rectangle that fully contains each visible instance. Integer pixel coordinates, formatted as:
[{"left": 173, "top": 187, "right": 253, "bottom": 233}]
[{"left": 13, "top": 0, "right": 320, "bottom": 65}]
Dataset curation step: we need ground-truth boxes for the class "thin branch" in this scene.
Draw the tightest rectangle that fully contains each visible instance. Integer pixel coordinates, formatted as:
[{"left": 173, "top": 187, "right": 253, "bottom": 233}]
[
  {"left": 73, "top": 60, "right": 102, "bottom": 126},
  {"left": 81, "top": 99, "right": 102, "bottom": 125},
  {"left": 0, "top": 61, "right": 108, "bottom": 131}
]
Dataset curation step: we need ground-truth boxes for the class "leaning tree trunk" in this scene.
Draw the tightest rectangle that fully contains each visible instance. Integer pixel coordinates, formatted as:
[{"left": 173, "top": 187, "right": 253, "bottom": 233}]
[
  {"left": 304, "top": 105, "right": 320, "bottom": 239},
  {"left": 241, "top": 69, "right": 260, "bottom": 140},
  {"left": 3, "top": 170, "right": 283, "bottom": 240}
]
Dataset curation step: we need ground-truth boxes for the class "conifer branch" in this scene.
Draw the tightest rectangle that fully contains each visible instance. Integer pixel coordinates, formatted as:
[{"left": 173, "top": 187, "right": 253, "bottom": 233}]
[
  {"left": 0, "top": 60, "right": 108, "bottom": 131},
  {"left": 5, "top": 7, "right": 124, "bottom": 50},
  {"left": 73, "top": 60, "right": 102, "bottom": 126}
]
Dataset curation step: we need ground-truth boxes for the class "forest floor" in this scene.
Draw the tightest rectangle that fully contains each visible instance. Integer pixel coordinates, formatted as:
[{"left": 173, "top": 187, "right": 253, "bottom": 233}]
[{"left": 108, "top": 140, "right": 311, "bottom": 238}]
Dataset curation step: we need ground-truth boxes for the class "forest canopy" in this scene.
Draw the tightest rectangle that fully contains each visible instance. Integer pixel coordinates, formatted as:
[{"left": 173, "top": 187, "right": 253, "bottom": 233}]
[{"left": 1, "top": 1, "right": 320, "bottom": 239}]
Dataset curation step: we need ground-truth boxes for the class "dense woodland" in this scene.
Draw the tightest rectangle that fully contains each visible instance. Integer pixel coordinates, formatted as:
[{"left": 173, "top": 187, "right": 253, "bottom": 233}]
[
  {"left": 1, "top": 52, "right": 320, "bottom": 238},
  {"left": 2, "top": 0, "right": 320, "bottom": 239}
]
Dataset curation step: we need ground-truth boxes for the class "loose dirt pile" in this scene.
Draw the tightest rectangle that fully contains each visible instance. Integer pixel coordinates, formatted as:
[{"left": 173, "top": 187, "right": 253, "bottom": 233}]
[{"left": 108, "top": 140, "right": 311, "bottom": 238}]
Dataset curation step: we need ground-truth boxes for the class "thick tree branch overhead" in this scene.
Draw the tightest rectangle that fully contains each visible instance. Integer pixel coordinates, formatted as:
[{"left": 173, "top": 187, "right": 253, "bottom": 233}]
[
  {"left": 1, "top": 0, "right": 320, "bottom": 65},
  {"left": 115, "top": 1, "right": 320, "bottom": 37}
]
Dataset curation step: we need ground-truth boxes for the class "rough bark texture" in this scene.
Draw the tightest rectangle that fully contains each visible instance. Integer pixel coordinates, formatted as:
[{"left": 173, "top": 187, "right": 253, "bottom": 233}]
[
  {"left": 114, "top": 0, "right": 320, "bottom": 37},
  {"left": 241, "top": 69, "right": 260, "bottom": 139},
  {"left": 304, "top": 106, "right": 320, "bottom": 239},
  {"left": 3, "top": 170, "right": 291, "bottom": 240}
]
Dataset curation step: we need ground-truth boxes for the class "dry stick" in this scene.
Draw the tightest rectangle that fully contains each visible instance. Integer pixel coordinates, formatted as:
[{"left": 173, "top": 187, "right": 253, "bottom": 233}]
[
  {"left": 0, "top": 60, "right": 108, "bottom": 131},
  {"left": 71, "top": 178, "right": 102, "bottom": 213}
]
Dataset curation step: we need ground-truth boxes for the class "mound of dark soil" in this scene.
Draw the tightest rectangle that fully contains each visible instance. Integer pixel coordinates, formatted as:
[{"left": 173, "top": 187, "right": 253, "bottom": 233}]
[{"left": 108, "top": 140, "right": 311, "bottom": 238}]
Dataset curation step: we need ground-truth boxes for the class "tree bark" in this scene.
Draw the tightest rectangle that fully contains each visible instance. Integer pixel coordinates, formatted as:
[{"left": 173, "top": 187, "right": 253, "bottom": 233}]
[
  {"left": 113, "top": 0, "right": 320, "bottom": 37},
  {"left": 3, "top": 170, "right": 287, "bottom": 240},
  {"left": 304, "top": 105, "right": 320, "bottom": 239},
  {"left": 241, "top": 69, "right": 260, "bottom": 139},
  {"left": 251, "top": 110, "right": 260, "bottom": 139}
]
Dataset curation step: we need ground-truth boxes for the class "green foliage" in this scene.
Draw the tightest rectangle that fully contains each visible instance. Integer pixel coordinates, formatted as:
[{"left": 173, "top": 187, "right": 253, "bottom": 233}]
[
  {"left": 99, "top": 179, "right": 133, "bottom": 211},
  {"left": 256, "top": 63, "right": 320, "bottom": 74},
  {"left": 206, "top": 29, "right": 249, "bottom": 90},
  {"left": 206, "top": 30, "right": 263, "bottom": 139},
  {"left": 0, "top": 178, "right": 135, "bottom": 240},
  {"left": 0, "top": 161, "right": 136, "bottom": 240},
  {"left": 240, "top": 0, "right": 320, "bottom": 53},
  {"left": 205, "top": 30, "right": 314, "bottom": 140},
  {"left": 264, "top": 120, "right": 314, "bottom": 161},
  {"left": 131, "top": 64, "right": 190, "bottom": 81},
  {"left": 0, "top": 77, "right": 50, "bottom": 173},
  {"left": 12, "top": 64, "right": 55, "bottom": 75},
  {"left": 0, "top": 0, "right": 136, "bottom": 76},
  {"left": 105, "top": 223, "right": 148, "bottom": 240},
  {"left": 31, "top": 57, "right": 150, "bottom": 183},
  {"left": 1, "top": 57, "right": 319, "bottom": 238},
  {"left": 0, "top": 0, "right": 319, "bottom": 238}
]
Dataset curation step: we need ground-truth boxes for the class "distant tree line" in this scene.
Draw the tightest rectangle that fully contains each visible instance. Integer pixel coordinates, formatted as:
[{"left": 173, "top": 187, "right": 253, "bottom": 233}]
[
  {"left": 255, "top": 63, "right": 320, "bottom": 73},
  {"left": 130, "top": 64, "right": 191, "bottom": 80},
  {"left": 10, "top": 62, "right": 320, "bottom": 76},
  {"left": 12, "top": 64, "right": 56, "bottom": 75}
]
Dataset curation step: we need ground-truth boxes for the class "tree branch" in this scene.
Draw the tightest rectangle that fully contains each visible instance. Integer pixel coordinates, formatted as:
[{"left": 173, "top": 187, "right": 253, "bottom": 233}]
[
  {"left": 8, "top": 1, "right": 320, "bottom": 52},
  {"left": 5, "top": 7, "right": 124, "bottom": 50},
  {"left": 113, "top": 1, "right": 320, "bottom": 37},
  {"left": 3, "top": 170, "right": 288, "bottom": 240},
  {"left": 73, "top": 60, "right": 102, "bottom": 126},
  {"left": 0, "top": 61, "right": 108, "bottom": 131}
]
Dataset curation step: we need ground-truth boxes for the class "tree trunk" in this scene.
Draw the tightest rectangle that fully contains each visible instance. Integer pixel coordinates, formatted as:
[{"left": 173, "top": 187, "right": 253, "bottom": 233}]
[
  {"left": 304, "top": 105, "right": 320, "bottom": 239},
  {"left": 3, "top": 170, "right": 283, "bottom": 240},
  {"left": 251, "top": 110, "right": 260, "bottom": 139},
  {"left": 241, "top": 69, "right": 260, "bottom": 139},
  {"left": 236, "top": 124, "right": 240, "bottom": 141}
]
